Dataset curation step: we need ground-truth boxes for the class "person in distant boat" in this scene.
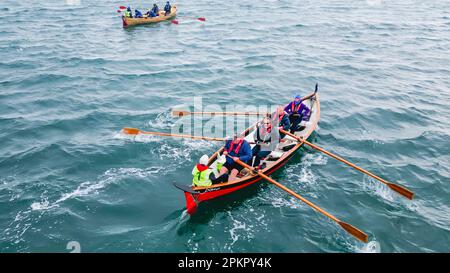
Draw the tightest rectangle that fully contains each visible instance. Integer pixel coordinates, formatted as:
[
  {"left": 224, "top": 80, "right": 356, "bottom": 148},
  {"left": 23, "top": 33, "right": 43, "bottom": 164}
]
[
  {"left": 273, "top": 106, "right": 290, "bottom": 139},
  {"left": 219, "top": 134, "right": 252, "bottom": 182},
  {"left": 192, "top": 155, "right": 229, "bottom": 187},
  {"left": 284, "top": 94, "right": 311, "bottom": 133},
  {"left": 251, "top": 116, "right": 274, "bottom": 168},
  {"left": 164, "top": 1, "right": 172, "bottom": 15},
  {"left": 151, "top": 3, "right": 160, "bottom": 15},
  {"left": 146, "top": 9, "right": 157, "bottom": 18},
  {"left": 124, "top": 6, "right": 133, "bottom": 18},
  {"left": 134, "top": 9, "right": 143, "bottom": 18}
]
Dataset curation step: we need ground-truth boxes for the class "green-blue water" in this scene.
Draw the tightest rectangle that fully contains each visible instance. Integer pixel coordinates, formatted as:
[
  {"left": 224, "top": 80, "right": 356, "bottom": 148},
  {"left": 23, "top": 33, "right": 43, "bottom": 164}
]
[{"left": 1, "top": 0, "right": 449, "bottom": 253}]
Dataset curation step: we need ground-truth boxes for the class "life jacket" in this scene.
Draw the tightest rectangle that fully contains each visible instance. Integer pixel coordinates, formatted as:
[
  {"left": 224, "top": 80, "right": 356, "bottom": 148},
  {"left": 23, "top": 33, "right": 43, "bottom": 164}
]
[
  {"left": 192, "top": 164, "right": 213, "bottom": 187},
  {"left": 273, "top": 112, "right": 285, "bottom": 124},
  {"left": 290, "top": 101, "right": 302, "bottom": 113},
  {"left": 124, "top": 10, "right": 131, "bottom": 18},
  {"left": 227, "top": 139, "right": 244, "bottom": 154},
  {"left": 256, "top": 124, "right": 272, "bottom": 143}
]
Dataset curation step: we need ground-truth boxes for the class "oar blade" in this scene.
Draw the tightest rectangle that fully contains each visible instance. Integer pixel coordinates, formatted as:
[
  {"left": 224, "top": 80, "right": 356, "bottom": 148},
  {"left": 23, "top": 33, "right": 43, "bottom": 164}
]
[
  {"left": 172, "top": 110, "right": 189, "bottom": 117},
  {"left": 122, "top": 127, "right": 140, "bottom": 135},
  {"left": 338, "top": 221, "right": 368, "bottom": 243},
  {"left": 387, "top": 183, "right": 414, "bottom": 200},
  {"left": 197, "top": 17, "right": 206, "bottom": 21},
  {"left": 119, "top": 6, "right": 127, "bottom": 10},
  {"left": 171, "top": 20, "right": 179, "bottom": 24}
]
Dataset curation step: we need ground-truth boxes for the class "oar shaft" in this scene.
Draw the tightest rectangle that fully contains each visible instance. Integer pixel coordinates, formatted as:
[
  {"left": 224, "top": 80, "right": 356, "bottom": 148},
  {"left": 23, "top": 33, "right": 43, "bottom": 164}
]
[
  {"left": 173, "top": 110, "right": 268, "bottom": 117},
  {"left": 145, "top": 131, "right": 224, "bottom": 142},
  {"left": 280, "top": 129, "right": 414, "bottom": 199},
  {"left": 123, "top": 128, "right": 225, "bottom": 142}
]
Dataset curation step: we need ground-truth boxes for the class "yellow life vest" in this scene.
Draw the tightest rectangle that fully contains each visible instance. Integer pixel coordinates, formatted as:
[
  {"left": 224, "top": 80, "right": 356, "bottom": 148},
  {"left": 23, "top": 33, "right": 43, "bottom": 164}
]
[{"left": 192, "top": 166, "right": 213, "bottom": 187}]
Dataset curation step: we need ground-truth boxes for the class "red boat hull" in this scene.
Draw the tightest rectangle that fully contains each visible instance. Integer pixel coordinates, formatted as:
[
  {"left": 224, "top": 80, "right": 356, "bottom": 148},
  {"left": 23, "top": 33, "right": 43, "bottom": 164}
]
[{"left": 183, "top": 148, "right": 299, "bottom": 214}]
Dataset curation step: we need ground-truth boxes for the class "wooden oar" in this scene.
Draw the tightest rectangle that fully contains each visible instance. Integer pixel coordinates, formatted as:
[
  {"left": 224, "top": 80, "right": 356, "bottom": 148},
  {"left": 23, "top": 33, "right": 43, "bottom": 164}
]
[
  {"left": 122, "top": 127, "right": 225, "bottom": 142},
  {"left": 172, "top": 110, "right": 268, "bottom": 117},
  {"left": 122, "top": 127, "right": 260, "bottom": 145},
  {"left": 280, "top": 129, "right": 414, "bottom": 200},
  {"left": 232, "top": 157, "right": 368, "bottom": 243}
]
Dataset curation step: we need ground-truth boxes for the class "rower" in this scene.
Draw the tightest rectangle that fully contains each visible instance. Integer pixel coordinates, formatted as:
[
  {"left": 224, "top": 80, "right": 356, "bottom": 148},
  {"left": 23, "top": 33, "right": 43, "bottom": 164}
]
[
  {"left": 284, "top": 94, "right": 311, "bottom": 133},
  {"left": 219, "top": 134, "right": 252, "bottom": 182},
  {"left": 164, "top": 1, "right": 172, "bottom": 15},
  {"left": 146, "top": 9, "right": 157, "bottom": 17},
  {"left": 134, "top": 9, "right": 143, "bottom": 18},
  {"left": 192, "top": 155, "right": 228, "bottom": 187},
  {"left": 251, "top": 116, "right": 274, "bottom": 168},
  {"left": 273, "top": 106, "right": 290, "bottom": 139},
  {"left": 124, "top": 6, "right": 133, "bottom": 18},
  {"left": 151, "top": 3, "right": 160, "bottom": 15}
]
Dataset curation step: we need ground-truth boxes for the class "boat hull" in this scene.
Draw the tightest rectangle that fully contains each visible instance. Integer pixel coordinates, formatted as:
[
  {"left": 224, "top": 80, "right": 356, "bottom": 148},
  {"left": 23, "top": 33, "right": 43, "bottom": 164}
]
[{"left": 122, "top": 6, "right": 177, "bottom": 28}]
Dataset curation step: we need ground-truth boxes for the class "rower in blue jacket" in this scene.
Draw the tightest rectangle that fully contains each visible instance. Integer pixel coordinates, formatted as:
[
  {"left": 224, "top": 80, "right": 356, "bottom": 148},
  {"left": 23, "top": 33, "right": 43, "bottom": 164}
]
[
  {"left": 134, "top": 9, "right": 143, "bottom": 18},
  {"left": 146, "top": 9, "right": 157, "bottom": 17},
  {"left": 219, "top": 134, "right": 252, "bottom": 182},
  {"left": 164, "top": 1, "right": 172, "bottom": 15},
  {"left": 151, "top": 3, "right": 159, "bottom": 15}
]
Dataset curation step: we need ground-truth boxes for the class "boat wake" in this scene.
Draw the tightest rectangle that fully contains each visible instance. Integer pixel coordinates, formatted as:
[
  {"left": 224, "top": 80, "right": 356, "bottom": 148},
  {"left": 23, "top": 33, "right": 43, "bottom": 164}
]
[{"left": 30, "top": 167, "right": 164, "bottom": 211}]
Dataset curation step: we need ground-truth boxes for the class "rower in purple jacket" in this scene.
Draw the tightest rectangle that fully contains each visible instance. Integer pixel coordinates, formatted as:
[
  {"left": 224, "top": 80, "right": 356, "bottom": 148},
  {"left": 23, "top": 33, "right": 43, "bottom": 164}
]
[{"left": 284, "top": 95, "right": 311, "bottom": 133}]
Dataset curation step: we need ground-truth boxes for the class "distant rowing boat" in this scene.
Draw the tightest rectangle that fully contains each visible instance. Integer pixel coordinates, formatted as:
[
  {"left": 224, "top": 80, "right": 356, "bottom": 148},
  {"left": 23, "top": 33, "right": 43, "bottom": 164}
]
[
  {"left": 174, "top": 92, "right": 320, "bottom": 214},
  {"left": 122, "top": 6, "right": 177, "bottom": 28}
]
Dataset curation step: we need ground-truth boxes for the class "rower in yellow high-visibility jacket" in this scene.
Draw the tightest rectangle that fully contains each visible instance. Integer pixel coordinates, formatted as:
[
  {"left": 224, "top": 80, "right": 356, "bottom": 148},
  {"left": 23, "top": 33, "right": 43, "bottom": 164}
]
[{"left": 192, "top": 155, "right": 228, "bottom": 187}]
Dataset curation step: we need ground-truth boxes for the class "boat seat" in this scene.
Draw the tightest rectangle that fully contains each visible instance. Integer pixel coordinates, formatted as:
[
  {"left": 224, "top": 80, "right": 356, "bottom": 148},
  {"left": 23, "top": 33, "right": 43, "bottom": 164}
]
[{"left": 266, "top": 151, "right": 284, "bottom": 160}]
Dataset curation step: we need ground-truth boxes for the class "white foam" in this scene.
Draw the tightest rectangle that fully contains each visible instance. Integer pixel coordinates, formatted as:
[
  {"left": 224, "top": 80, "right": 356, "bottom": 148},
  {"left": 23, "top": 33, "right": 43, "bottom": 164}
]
[
  {"left": 149, "top": 111, "right": 176, "bottom": 129},
  {"left": 227, "top": 211, "right": 252, "bottom": 247},
  {"left": 271, "top": 196, "right": 305, "bottom": 209},
  {"left": 30, "top": 167, "right": 164, "bottom": 211},
  {"left": 363, "top": 176, "right": 397, "bottom": 203},
  {"left": 355, "top": 240, "right": 381, "bottom": 253}
]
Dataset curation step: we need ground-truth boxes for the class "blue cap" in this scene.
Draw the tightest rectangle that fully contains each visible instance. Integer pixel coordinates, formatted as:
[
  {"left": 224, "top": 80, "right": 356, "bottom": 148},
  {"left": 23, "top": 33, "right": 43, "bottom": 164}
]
[{"left": 294, "top": 95, "right": 301, "bottom": 100}]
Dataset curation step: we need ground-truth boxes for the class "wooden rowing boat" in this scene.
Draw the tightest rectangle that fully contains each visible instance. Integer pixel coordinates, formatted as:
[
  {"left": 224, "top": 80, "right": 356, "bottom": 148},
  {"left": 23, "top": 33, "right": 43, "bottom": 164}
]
[
  {"left": 122, "top": 6, "right": 177, "bottom": 28},
  {"left": 174, "top": 92, "right": 321, "bottom": 214}
]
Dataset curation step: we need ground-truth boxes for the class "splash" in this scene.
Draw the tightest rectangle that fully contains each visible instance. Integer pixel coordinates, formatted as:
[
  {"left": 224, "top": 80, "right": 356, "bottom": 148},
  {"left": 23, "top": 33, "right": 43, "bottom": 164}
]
[
  {"left": 149, "top": 111, "right": 176, "bottom": 130},
  {"left": 355, "top": 240, "right": 381, "bottom": 253},
  {"left": 283, "top": 153, "right": 327, "bottom": 194}
]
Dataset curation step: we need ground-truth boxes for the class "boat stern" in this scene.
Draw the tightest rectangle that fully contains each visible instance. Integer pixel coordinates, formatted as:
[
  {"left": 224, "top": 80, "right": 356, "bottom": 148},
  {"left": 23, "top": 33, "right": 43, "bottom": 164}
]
[
  {"left": 122, "top": 16, "right": 128, "bottom": 28},
  {"left": 184, "top": 191, "right": 198, "bottom": 215}
]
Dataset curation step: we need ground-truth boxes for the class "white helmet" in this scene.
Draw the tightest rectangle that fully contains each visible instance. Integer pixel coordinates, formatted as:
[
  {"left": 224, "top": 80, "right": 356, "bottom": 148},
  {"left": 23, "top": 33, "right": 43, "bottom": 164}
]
[{"left": 199, "top": 155, "right": 209, "bottom": 165}]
